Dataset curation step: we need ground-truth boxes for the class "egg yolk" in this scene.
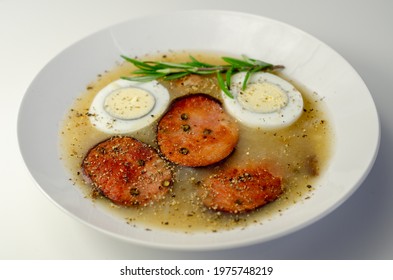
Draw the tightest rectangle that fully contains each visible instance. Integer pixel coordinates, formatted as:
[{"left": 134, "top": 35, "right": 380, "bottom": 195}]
[
  {"left": 103, "top": 87, "right": 155, "bottom": 120},
  {"left": 237, "top": 82, "right": 288, "bottom": 113}
]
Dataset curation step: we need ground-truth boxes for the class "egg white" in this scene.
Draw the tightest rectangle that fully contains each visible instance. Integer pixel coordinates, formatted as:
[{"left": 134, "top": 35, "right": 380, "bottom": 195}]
[
  {"left": 222, "top": 72, "right": 304, "bottom": 129},
  {"left": 88, "top": 79, "right": 170, "bottom": 134}
]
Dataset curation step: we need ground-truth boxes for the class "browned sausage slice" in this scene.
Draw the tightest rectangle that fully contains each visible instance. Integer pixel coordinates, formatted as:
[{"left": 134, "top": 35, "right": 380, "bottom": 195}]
[
  {"left": 199, "top": 166, "right": 283, "bottom": 213},
  {"left": 82, "top": 136, "right": 173, "bottom": 206},
  {"left": 157, "top": 94, "right": 239, "bottom": 167}
]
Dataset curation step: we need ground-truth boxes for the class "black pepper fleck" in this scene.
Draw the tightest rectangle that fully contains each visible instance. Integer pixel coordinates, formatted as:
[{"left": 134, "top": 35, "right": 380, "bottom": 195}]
[
  {"left": 130, "top": 188, "right": 140, "bottom": 196},
  {"left": 179, "top": 147, "right": 189, "bottom": 155},
  {"left": 180, "top": 113, "right": 189, "bottom": 120},
  {"left": 181, "top": 124, "right": 191, "bottom": 132}
]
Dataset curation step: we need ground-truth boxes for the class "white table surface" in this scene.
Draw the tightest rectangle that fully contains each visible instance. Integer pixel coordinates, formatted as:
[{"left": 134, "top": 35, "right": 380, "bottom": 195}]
[{"left": 1, "top": 0, "right": 392, "bottom": 259}]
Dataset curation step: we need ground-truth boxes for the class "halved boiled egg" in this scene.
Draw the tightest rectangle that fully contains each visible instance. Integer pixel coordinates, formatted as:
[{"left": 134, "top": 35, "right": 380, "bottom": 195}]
[
  {"left": 222, "top": 72, "right": 304, "bottom": 129},
  {"left": 88, "top": 79, "right": 170, "bottom": 134}
]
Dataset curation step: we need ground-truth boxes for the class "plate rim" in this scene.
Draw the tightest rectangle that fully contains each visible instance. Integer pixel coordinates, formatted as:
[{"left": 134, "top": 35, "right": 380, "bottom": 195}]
[{"left": 17, "top": 9, "right": 380, "bottom": 250}]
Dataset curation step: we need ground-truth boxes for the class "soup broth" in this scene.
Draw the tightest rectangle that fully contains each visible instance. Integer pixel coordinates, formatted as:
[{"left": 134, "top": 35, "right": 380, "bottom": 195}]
[{"left": 59, "top": 51, "right": 333, "bottom": 233}]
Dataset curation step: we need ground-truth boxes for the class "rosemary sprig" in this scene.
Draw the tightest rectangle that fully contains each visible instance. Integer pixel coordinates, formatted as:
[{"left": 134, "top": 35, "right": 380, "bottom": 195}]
[{"left": 121, "top": 55, "right": 284, "bottom": 99}]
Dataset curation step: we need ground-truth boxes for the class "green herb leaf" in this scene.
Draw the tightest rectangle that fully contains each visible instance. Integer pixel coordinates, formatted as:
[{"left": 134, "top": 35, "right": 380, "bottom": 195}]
[
  {"left": 188, "top": 56, "right": 215, "bottom": 68},
  {"left": 216, "top": 72, "right": 233, "bottom": 99},
  {"left": 226, "top": 66, "right": 233, "bottom": 90},
  {"left": 121, "top": 74, "right": 166, "bottom": 83},
  {"left": 121, "top": 54, "right": 283, "bottom": 99},
  {"left": 163, "top": 72, "right": 190, "bottom": 80},
  {"left": 222, "top": 57, "right": 253, "bottom": 68},
  {"left": 120, "top": 55, "right": 156, "bottom": 71},
  {"left": 242, "top": 70, "right": 252, "bottom": 91}
]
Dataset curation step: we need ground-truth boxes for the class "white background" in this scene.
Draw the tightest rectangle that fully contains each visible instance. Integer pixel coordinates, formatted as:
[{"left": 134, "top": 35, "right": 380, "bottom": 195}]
[{"left": 1, "top": 0, "right": 392, "bottom": 259}]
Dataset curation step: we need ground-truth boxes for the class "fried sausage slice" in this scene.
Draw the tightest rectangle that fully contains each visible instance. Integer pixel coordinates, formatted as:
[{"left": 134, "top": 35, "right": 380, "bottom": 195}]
[
  {"left": 199, "top": 166, "right": 283, "bottom": 213},
  {"left": 157, "top": 94, "right": 239, "bottom": 167},
  {"left": 82, "top": 136, "right": 173, "bottom": 206}
]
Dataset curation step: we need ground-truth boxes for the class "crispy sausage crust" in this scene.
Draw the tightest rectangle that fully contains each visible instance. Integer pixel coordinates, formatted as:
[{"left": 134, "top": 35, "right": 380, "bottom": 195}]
[
  {"left": 200, "top": 166, "right": 283, "bottom": 213},
  {"left": 157, "top": 94, "right": 239, "bottom": 167},
  {"left": 82, "top": 136, "right": 172, "bottom": 206}
]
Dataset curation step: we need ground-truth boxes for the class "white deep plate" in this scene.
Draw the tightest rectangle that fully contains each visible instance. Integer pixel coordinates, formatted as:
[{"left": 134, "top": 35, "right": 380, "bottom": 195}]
[{"left": 17, "top": 10, "right": 380, "bottom": 250}]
